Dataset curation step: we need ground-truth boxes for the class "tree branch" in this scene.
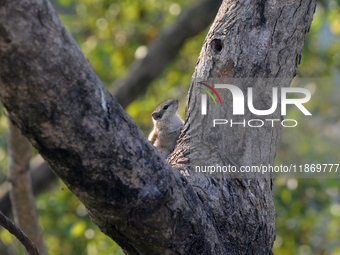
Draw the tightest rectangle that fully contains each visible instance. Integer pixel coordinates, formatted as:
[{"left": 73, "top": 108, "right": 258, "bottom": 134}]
[
  {"left": 0, "top": 0, "right": 223, "bottom": 218},
  {"left": 0, "top": 1, "right": 214, "bottom": 254},
  {"left": 113, "top": 0, "right": 223, "bottom": 108},
  {"left": 0, "top": 210, "right": 41, "bottom": 255}
]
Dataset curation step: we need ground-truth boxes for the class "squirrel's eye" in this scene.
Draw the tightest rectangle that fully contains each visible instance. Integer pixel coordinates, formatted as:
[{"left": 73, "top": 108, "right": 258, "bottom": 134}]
[{"left": 163, "top": 105, "right": 169, "bottom": 110}]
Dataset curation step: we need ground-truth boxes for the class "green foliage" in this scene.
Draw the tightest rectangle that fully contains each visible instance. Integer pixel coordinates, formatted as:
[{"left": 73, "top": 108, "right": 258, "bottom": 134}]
[{"left": 0, "top": 0, "right": 339, "bottom": 254}]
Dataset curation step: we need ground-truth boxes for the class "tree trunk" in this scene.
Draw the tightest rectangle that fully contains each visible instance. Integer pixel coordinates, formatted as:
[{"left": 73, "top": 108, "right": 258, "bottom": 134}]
[
  {"left": 0, "top": 155, "right": 56, "bottom": 217},
  {"left": 0, "top": 0, "right": 317, "bottom": 254},
  {"left": 170, "top": 0, "right": 316, "bottom": 253},
  {"left": 7, "top": 119, "right": 47, "bottom": 255}
]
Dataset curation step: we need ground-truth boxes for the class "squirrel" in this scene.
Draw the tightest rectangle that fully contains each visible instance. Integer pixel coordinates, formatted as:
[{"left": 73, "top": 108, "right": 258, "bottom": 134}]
[{"left": 148, "top": 99, "right": 184, "bottom": 159}]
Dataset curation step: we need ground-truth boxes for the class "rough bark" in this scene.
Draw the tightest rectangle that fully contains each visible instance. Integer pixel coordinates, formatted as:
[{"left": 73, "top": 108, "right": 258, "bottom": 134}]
[
  {"left": 113, "top": 0, "right": 223, "bottom": 108},
  {"left": 0, "top": 1, "right": 211, "bottom": 254},
  {"left": 7, "top": 120, "right": 47, "bottom": 255},
  {"left": 0, "top": 0, "right": 222, "bottom": 217},
  {"left": 170, "top": 0, "right": 317, "bottom": 254},
  {"left": 0, "top": 0, "right": 317, "bottom": 255}
]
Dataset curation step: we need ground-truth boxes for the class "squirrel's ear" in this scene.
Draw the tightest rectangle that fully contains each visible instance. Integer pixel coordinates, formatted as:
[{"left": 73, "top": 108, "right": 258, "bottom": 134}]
[{"left": 152, "top": 112, "right": 161, "bottom": 120}]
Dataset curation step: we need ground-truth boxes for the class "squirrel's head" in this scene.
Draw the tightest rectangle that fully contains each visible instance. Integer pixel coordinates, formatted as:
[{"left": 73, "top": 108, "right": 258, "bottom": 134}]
[{"left": 151, "top": 99, "right": 179, "bottom": 122}]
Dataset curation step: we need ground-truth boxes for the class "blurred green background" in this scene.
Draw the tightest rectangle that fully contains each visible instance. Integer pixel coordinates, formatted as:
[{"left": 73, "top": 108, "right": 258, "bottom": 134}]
[{"left": 0, "top": 0, "right": 339, "bottom": 254}]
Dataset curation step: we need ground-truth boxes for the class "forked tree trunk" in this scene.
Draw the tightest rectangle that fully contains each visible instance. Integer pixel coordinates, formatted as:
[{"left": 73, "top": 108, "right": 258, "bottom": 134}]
[{"left": 0, "top": 0, "right": 316, "bottom": 254}]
